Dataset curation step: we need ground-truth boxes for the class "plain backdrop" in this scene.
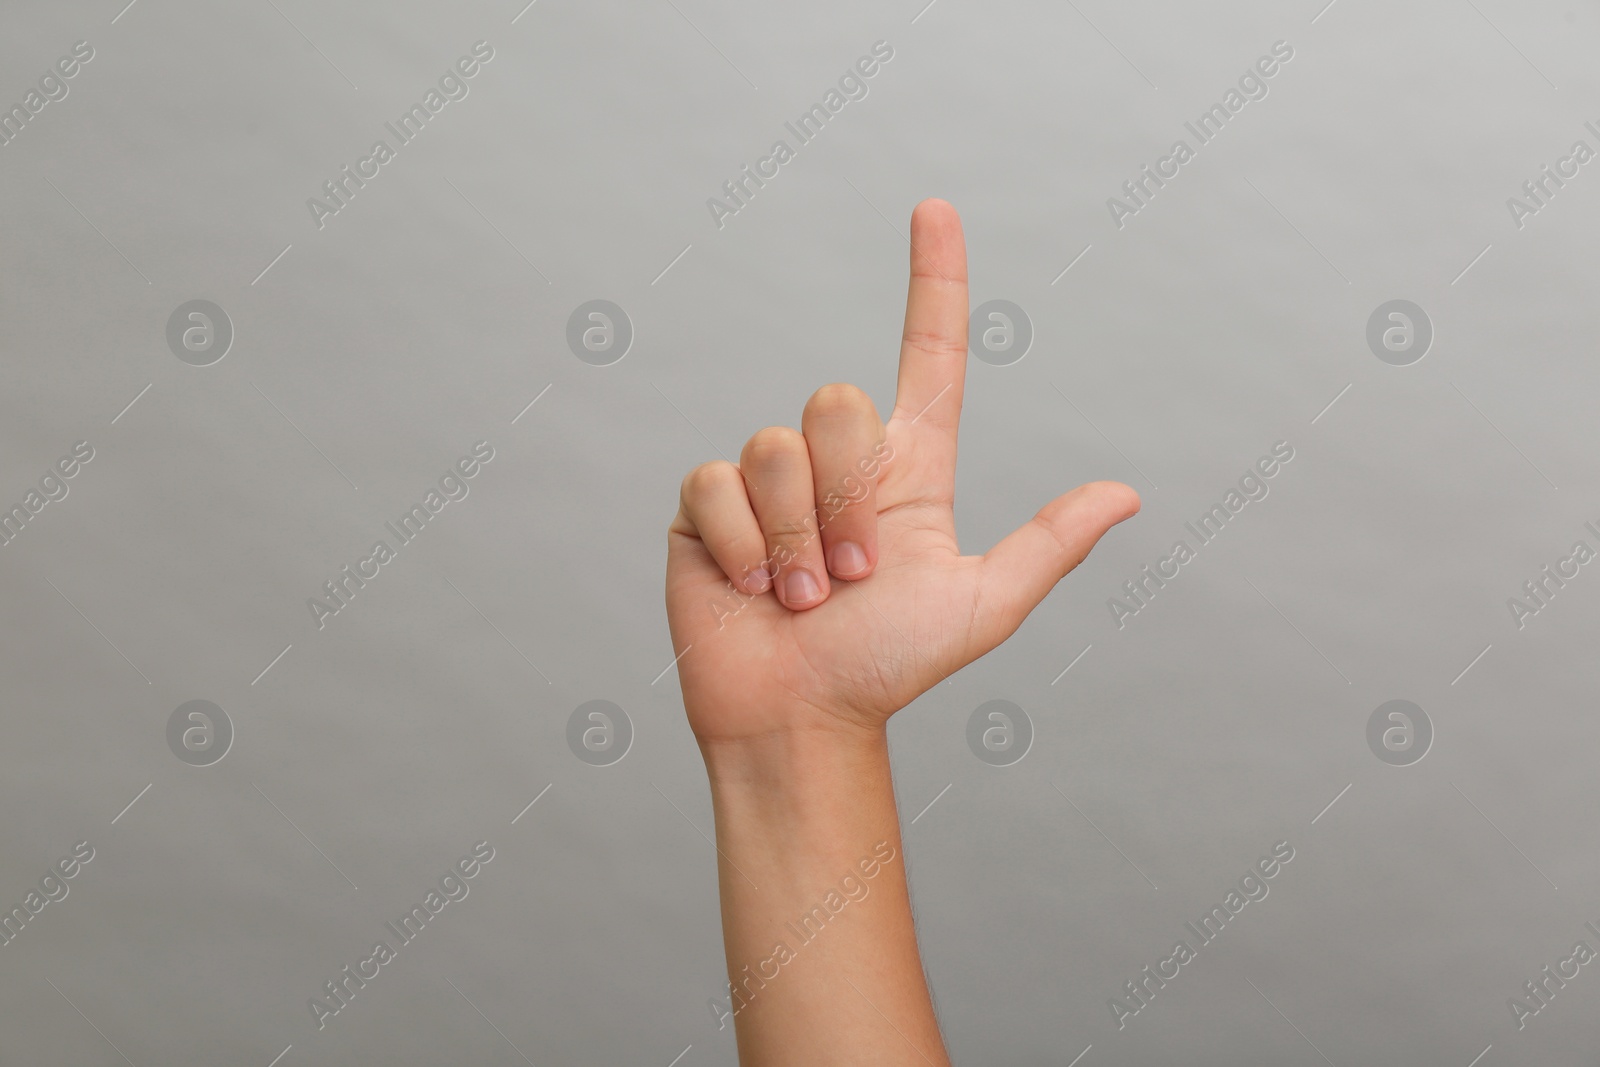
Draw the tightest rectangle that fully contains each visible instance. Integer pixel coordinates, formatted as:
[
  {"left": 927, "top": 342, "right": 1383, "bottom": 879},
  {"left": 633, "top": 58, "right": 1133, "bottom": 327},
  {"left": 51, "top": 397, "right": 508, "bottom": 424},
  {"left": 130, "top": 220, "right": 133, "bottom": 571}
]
[{"left": 2, "top": 0, "right": 1599, "bottom": 1063}]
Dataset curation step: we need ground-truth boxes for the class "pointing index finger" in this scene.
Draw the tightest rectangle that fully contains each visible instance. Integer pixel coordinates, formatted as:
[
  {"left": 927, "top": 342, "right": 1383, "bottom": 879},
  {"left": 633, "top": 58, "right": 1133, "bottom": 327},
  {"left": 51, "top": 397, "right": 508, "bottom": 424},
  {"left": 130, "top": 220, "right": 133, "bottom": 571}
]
[{"left": 890, "top": 199, "right": 969, "bottom": 500}]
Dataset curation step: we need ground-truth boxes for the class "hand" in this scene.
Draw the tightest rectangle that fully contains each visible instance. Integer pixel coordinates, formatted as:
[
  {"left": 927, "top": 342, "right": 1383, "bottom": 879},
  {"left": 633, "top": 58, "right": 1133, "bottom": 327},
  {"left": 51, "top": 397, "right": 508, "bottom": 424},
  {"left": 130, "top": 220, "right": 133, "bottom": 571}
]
[{"left": 666, "top": 199, "right": 1139, "bottom": 749}]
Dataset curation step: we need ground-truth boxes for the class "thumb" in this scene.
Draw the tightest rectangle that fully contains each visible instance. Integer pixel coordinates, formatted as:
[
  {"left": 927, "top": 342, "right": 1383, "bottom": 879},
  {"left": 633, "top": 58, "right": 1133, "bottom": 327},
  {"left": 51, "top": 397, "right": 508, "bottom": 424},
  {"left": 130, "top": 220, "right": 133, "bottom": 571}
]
[{"left": 975, "top": 481, "right": 1141, "bottom": 648}]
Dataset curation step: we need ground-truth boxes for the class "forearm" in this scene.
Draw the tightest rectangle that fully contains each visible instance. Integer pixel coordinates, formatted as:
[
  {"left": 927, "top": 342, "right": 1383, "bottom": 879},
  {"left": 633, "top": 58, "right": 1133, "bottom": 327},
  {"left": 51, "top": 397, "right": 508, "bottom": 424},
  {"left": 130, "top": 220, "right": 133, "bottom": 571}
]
[{"left": 701, "top": 725, "right": 950, "bottom": 1066}]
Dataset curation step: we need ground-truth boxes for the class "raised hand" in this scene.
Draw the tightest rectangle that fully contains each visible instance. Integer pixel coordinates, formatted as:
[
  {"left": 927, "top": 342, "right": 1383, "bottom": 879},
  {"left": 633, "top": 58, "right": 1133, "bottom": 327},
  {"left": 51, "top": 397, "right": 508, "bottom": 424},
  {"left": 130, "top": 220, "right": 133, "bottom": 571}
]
[{"left": 666, "top": 199, "right": 1139, "bottom": 750}]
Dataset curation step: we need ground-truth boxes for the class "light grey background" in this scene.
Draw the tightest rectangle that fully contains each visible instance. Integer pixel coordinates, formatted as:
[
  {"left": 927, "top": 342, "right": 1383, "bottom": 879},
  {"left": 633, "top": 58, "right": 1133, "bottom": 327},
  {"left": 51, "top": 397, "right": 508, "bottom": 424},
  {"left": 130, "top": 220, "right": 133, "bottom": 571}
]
[{"left": 2, "top": 0, "right": 1597, "bottom": 1063}]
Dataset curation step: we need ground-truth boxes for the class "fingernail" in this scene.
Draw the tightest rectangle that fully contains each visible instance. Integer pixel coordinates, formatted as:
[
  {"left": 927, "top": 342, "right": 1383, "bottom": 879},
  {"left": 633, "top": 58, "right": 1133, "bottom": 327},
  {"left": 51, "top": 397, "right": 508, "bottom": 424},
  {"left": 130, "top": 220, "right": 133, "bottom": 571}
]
[
  {"left": 744, "top": 567, "right": 772, "bottom": 594},
  {"left": 783, "top": 569, "right": 821, "bottom": 606},
  {"left": 830, "top": 541, "right": 869, "bottom": 578}
]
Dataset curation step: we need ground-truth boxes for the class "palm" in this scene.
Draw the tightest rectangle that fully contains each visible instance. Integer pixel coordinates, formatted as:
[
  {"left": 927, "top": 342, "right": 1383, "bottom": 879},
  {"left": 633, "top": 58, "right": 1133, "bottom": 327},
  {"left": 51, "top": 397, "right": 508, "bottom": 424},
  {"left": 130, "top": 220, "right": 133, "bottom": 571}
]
[
  {"left": 669, "top": 432, "right": 982, "bottom": 740},
  {"left": 665, "top": 201, "right": 1138, "bottom": 746}
]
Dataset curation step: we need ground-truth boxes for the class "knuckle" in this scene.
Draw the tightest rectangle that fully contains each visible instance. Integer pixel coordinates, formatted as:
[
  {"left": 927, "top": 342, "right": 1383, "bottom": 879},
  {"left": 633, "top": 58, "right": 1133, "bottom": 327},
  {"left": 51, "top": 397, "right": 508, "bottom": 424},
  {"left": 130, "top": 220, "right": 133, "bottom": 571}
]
[
  {"left": 900, "top": 328, "right": 967, "bottom": 360},
  {"left": 765, "top": 521, "right": 816, "bottom": 565},
  {"left": 681, "top": 460, "right": 737, "bottom": 502},
  {"left": 762, "top": 509, "right": 820, "bottom": 554},
  {"left": 804, "top": 382, "right": 873, "bottom": 422},
  {"left": 742, "top": 425, "right": 806, "bottom": 469}
]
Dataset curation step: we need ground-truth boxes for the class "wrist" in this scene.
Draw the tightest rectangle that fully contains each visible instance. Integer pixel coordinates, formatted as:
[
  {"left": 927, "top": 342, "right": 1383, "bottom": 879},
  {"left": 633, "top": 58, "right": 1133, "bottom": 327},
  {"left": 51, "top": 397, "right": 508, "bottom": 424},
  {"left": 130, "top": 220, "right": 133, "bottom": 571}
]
[
  {"left": 699, "top": 720, "right": 906, "bottom": 923},
  {"left": 697, "top": 719, "right": 891, "bottom": 796}
]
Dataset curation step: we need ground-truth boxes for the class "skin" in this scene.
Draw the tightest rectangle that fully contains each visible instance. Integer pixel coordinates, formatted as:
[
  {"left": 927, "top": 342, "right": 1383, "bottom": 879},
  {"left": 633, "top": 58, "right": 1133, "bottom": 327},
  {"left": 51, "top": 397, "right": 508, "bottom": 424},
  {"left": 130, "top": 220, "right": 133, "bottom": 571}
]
[{"left": 666, "top": 199, "right": 1140, "bottom": 1065}]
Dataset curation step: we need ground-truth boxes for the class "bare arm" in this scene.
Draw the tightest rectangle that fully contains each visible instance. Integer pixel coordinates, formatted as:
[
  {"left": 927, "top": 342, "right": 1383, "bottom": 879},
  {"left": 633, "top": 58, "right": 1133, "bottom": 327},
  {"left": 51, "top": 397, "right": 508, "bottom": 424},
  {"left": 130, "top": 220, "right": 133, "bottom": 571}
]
[{"left": 705, "top": 728, "right": 945, "bottom": 1064}]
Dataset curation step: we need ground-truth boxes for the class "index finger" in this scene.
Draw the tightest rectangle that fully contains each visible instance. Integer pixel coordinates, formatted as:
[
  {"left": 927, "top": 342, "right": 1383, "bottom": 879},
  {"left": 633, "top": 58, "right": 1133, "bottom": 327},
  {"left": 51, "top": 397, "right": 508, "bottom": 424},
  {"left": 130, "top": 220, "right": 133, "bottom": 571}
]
[{"left": 889, "top": 199, "right": 969, "bottom": 502}]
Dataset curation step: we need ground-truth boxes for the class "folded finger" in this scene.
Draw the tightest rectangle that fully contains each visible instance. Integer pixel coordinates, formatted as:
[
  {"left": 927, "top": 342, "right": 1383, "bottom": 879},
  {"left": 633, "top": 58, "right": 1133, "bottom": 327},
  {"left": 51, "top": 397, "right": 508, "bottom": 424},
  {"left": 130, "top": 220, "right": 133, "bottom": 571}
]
[
  {"left": 740, "top": 427, "right": 829, "bottom": 610},
  {"left": 674, "top": 461, "right": 772, "bottom": 594},
  {"left": 802, "top": 383, "right": 884, "bottom": 581}
]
